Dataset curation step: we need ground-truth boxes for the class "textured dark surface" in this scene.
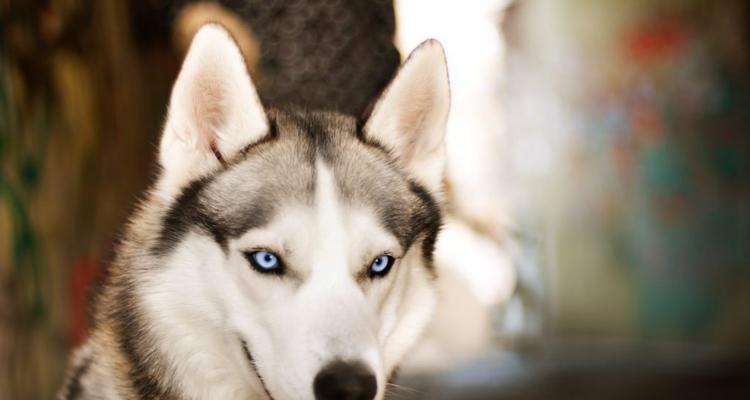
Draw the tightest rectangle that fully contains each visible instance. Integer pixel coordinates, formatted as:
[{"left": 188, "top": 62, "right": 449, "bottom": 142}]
[{"left": 167, "top": 0, "right": 401, "bottom": 116}]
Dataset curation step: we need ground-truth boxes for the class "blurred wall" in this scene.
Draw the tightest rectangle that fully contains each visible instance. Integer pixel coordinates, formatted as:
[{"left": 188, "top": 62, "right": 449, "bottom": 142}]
[
  {"left": 503, "top": 0, "right": 750, "bottom": 342},
  {"left": 1, "top": 1, "right": 179, "bottom": 398}
]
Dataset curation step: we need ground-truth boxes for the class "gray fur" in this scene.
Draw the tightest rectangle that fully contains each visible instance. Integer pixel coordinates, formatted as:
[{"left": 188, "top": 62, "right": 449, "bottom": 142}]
[
  {"left": 59, "top": 19, "right": 449, "bottom": 399},
  {"left": 58, "top": 108, "right": 441, "bottom": 399},
  {"left": 157, "top": 109, "right": 439, "bottom": 256}
]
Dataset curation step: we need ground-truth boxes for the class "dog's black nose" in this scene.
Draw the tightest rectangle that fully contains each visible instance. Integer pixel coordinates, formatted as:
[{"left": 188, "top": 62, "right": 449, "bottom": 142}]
[{"left": 313, "top": 360, "right": 377, "bottom": 400}]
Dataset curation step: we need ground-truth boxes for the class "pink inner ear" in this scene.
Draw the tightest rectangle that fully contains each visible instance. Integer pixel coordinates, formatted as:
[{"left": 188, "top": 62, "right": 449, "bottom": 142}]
[{"left": 190, "top": 68, "right": 229, "bottom": 152}]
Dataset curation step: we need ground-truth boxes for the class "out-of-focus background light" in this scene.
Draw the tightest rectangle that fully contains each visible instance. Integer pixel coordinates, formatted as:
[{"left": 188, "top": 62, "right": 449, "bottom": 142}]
[{"left": 1, "top": 0, "right": 749, "bottom": 398}]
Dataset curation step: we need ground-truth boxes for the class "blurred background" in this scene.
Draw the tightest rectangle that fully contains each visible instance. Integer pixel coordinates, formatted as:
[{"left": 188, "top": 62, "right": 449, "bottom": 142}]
[{"left": 1, "top": 0, "right": 748, "bottom": 399}]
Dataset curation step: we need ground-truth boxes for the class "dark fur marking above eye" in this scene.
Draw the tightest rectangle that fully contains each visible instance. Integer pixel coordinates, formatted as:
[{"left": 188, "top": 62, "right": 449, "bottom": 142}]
[
  {"left": 153, "top": 176, "right": 228, "bottom": 255},
  {"left": 154, "top": 176, "right": 274, "bottom": 256},
  {"left": 154, "top": 114, "right": 289, "bottom": 257},
  {"left": 407, "top": 180, "right": 442, "bottom": 270},
  {"left": 367, "top": 179, "right": 442, "bottom": 264}
]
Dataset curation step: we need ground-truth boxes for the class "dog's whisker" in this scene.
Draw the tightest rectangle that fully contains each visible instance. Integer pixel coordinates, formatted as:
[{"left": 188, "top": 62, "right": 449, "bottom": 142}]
[
  {"left": 386, "top": 382, "right": 422, "bottom": 394},
  {"left": 384, "top": 387, "right": 420, "bottom": 400}
]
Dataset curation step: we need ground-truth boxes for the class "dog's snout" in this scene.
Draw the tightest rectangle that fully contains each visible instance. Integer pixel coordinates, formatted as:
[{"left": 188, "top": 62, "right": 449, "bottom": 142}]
[{"left": 313, "top": 360, "right": 377, "bottom": 400}]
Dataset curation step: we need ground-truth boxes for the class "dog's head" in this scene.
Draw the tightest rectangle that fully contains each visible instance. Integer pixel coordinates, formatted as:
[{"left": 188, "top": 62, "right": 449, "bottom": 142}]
[{"left": 147, "top": 25, "right": 449, "bottom": 400}]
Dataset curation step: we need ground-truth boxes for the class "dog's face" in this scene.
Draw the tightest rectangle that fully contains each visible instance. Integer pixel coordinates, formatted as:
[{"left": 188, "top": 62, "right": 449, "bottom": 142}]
[{"left": 146, "top": 25, "right": 449, "bottom": 400}]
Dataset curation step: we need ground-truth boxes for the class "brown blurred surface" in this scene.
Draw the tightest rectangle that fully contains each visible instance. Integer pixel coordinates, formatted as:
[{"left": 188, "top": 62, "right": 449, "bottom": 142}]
[{"left": 1, "top": 1, "right": 179, "bottom": 398}]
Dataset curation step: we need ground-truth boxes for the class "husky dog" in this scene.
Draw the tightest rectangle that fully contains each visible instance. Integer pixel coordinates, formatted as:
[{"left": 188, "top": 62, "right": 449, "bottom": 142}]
[{"left": 59, "top": 24, "right": 450, "bottom": 400}]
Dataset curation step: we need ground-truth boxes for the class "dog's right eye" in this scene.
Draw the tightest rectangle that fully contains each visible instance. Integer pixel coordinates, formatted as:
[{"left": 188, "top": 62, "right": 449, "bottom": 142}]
[
  {"left": 368, "top": 254, "right": 395, "bottom": 278},
  {"left": 244, "top": 250, "right": 284, "bottom": 275}
]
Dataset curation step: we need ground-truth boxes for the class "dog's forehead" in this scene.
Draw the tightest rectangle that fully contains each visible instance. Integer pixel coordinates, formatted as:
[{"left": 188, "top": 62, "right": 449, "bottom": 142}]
[{"left": 156, "top": 110, "right": 438, "bottom": 255}]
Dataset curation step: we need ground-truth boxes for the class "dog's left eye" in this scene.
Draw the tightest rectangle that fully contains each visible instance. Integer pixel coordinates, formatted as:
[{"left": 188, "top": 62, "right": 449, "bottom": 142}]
[
  {"left": 245, "top": 251, "right": 283, "bottom": 275},
  {"left": 369, "top": 255, "right": 395, "bottom": 277}
]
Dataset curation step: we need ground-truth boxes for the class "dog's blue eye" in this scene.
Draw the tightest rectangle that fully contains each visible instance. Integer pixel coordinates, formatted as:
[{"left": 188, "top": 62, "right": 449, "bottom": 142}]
[
  {"left": 245, "top": 251, "right": 283, "bottom": 274},
  {"left": 369, "top": 255, "right": 395, "bottom": 277},
  {"left": 254, "top": 252, "right": 278, "bottom": 269}
]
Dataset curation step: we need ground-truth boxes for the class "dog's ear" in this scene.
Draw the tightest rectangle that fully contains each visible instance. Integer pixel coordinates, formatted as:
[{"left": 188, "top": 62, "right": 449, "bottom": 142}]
[
  {"left": 363, "top": 39, "right": 450, "bottom": 195},
  {"left": 159, "top": 24, "right": 268, "bottom": 189}
]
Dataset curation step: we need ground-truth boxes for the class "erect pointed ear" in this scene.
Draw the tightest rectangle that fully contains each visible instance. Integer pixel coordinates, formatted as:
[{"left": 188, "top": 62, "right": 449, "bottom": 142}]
[
  {"left": 363, "top": 39, "right": 450, "bottom": 195},
  {"left": 159, "top": 24, "right": 268, "bottom": 189}
]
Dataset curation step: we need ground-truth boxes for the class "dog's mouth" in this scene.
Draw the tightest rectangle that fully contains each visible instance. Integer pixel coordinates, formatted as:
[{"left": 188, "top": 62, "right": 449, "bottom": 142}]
[{"left": 240, "top": 339, "right": 275, "bottom": 400}]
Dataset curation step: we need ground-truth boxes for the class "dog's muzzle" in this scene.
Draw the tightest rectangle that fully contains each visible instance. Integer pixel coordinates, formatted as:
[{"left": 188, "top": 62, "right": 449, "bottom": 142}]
[{"left": 313, "top": 360, "right": 377, "bottom": 400}]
